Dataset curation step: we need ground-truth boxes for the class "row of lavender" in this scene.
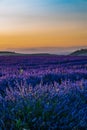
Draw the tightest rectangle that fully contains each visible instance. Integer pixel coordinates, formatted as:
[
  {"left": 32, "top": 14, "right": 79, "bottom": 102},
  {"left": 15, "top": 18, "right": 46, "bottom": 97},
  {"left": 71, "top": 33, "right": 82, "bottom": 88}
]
[{"left": 0, "top": 55, "right": 87, "bottom": 129}]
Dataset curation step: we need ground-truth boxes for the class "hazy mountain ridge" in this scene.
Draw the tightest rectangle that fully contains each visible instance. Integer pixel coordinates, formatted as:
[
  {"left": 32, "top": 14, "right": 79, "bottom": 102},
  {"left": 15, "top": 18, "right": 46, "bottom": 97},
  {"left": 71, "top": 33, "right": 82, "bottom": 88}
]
[
  {"left": 0, "top": 51, "right": 20, "bottom": 56},
  {"left": 0, "top": 51, "right": 54, "bottom": 56}
]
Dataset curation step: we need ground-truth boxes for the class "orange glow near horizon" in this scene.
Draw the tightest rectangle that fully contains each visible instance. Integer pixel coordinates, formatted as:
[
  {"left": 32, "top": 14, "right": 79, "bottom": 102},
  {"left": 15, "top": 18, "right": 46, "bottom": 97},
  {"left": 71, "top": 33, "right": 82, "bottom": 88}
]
[{"left": 0, "top": 28, "right": 87, "bottom": 50}]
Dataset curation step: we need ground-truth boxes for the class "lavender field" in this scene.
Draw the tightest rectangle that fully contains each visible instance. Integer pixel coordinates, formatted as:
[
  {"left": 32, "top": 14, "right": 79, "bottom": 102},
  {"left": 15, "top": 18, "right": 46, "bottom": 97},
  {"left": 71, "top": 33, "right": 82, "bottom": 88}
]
[{"left": 0, "top": 55, "right": 87, "bottom": 130}]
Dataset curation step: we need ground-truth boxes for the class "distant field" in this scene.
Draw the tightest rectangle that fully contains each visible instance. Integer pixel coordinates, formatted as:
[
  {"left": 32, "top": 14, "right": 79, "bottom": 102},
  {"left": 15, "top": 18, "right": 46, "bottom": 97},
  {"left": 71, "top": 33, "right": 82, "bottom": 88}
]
[{"left": 0, "top": 55, "right": 87, "bottom": 129}]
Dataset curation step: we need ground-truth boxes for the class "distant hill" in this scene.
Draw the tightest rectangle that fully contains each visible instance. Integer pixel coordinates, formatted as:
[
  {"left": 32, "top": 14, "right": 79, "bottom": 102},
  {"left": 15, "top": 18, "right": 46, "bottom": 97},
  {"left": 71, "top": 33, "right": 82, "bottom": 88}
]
[{"left": 70, "top": 49, "right": 87, "bottom": 56}]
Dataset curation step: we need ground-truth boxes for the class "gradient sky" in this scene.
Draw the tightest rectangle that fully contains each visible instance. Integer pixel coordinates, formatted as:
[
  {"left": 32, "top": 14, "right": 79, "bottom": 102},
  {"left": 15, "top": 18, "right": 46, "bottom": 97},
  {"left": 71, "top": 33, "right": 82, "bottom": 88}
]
[{"left": 0, "top": 0, "right": 87, "bottom": 51}]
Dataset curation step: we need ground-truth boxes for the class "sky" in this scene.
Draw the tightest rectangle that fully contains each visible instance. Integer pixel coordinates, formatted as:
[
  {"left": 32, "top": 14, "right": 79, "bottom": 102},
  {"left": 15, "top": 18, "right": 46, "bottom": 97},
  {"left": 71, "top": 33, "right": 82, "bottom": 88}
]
[{"left": 0, "top": 0, "right": 87, "bottom": 53}]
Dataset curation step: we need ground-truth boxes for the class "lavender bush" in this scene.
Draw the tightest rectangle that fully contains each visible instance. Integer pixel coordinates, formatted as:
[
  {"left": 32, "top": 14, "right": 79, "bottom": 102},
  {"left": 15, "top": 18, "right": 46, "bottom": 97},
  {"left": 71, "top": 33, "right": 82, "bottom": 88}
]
[{"left": 0, "top": 55, "right": 87, "bottom": 129}]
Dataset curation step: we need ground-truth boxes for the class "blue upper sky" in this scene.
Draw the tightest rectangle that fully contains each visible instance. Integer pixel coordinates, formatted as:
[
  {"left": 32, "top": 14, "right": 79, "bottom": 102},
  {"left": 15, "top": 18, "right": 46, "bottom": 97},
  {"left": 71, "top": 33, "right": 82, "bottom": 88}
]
[
  {"left": 0, "top": 0, "right": 87, "bottom": 33},
  {"left": 0, "top": 0, "right": 87, "bottom": 14}
]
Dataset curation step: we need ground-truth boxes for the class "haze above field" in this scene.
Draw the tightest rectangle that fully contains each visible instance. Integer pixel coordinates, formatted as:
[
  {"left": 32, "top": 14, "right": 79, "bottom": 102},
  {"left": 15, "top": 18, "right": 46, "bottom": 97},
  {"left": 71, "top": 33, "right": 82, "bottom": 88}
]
[
  {"left": 0, "top": 0, "right": 87, "bottom": 51},
  {"left": 0, "top": 48, "right": 87, "bottom": 56},
  {"left": 7, "top": 46, "right": 87, "bottom": 55}
]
